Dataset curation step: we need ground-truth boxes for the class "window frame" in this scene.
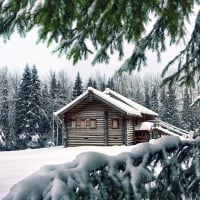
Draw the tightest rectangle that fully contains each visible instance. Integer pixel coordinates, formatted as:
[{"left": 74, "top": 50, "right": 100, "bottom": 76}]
[
  {"left": 90, "top": 119, "right": 97, "bottom": 129},
  {"left": 71, "top": 119, "right": 76, "bottom": 129},
  {"left": 111, "top": 118, "right": 119, "bottom": 129},
  {"left": 80, "top": 119, "right": 86, "bottom": 129},
  {"left": 70, "top": 118, "right": 97, "bottom": 129}
]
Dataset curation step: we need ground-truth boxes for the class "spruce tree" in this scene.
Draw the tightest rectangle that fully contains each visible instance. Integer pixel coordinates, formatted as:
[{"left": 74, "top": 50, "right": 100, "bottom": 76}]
[
  {"left": 192, "top": 103, "right": 200, "bottom": 134},
  {"left": 87, "top": 77, "right": 98, "bottom": 89},
  {"left": 31, "top": 66, "right": 41, "bottom": 135},
  {"left": 100, "top": 81, "right": 106, "bottom": 91},
  {"left": 15, "top": 65, "right": 42, "bottom": 149},
  {"left": 150, "top": 86, "right": 159, "bottom": 113},
  {"left": 160, "top": 87, "right": 167, "bottom": 120},
  {"left": 29, "top": 65, "right": 43, "bottom": 147},
  {"left": 15, "top": 65, "right": 33, "bottom": 148},
  {"left": 135, "top": 86, "right": 144, "bottom": 105},
  {"left": 182, "top": 88, "right": 193, "bottom": 130},
  {"left": 87, "top": 77, "right": 93, "bottom": 88},
  {"left": 107, "top": 78, "right": 115, "bottom": 90},
  {"left": 163, "top": 87, "right": 181, "bottom": 127},
  {"left": 72, "top": 72, "right": 83, "bottom": 100},
  {"left": 144, "top": 86, "right": 151, "bottom": 109},
  {"left": 0, "top": 76, "right": 9, "bottom": 150},
  {"left": 92, "top": 80, "right": 97, "bottom": 89},
  {"left": 50, "top": 72, "right": 58, "bottom": 100}
]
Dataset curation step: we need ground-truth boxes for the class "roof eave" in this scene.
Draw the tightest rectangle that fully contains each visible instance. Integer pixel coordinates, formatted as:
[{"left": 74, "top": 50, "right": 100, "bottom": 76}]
[{"left": 54, "top": 90, "right": 90, "bottom": 117}]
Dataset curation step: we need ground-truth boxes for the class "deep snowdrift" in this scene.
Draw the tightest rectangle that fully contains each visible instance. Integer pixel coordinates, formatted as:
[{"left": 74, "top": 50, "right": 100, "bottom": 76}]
[
  {"left": 2, "top": 136, "right": 200, "bottom": 200},
  {"left": 0, "top": 143, "right": 133, "bottom": 199}
]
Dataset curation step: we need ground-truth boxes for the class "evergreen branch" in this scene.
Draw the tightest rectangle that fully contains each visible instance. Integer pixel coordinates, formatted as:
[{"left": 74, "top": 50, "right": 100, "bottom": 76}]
[{"left": 162, "top": 10, "right": 200, "bottom": 86}]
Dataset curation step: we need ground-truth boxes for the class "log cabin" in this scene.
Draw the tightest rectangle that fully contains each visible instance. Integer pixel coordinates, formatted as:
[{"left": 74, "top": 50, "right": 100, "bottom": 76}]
[{"left": 54, "top": 87, "right": 158, "bottom": 147}]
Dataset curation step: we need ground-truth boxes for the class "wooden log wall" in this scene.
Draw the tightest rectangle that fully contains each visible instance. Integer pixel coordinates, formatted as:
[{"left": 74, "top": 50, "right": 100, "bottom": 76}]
[
  {"left": 126, "top": 118, "right": 134, "bottom": 145},
  {"left": 104, "top": 111, "right": 108, "bottom": 146},
  {"left": 64, "top": 95, "right": 126, "bottom": 146}
]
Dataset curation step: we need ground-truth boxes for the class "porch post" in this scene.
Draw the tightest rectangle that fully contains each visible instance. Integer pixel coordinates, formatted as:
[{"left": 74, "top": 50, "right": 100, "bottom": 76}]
[{"left": 62, "top": 117, "right": 68, "bottom": 147}]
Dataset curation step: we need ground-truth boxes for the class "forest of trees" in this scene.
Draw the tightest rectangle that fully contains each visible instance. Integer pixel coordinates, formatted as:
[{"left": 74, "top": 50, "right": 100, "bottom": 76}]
[{"left": 0, "top": 65, "right": 200, "bottom": 151}]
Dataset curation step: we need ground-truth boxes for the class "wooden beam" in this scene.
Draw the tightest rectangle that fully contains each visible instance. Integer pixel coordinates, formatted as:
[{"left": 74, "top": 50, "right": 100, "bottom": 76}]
[
  {"left": 132, "top": 119, "right": 136, "bottom": 145},
  {"left": 104, "top": 111, "right": 109, "bottom": 146},
  {"left": 122, "top": 115, "right": 127, "bottom": 145}
]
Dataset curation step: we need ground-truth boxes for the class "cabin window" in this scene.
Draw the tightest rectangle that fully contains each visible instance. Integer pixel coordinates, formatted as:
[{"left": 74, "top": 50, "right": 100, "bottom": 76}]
[
  {"left": 71, "top": 120, "right": 76, "bottom": 128},
  {"left": 76, "top": 119, "right": 81, "bottom": 128},
  {"left": 90, "top": 119, "right": 97, "bottom": 129},
  {"left": 86, "top": 119, "right": 91, "bottom": 129},
  {"left": 71, "top": 119, "right": 96, "bottom": 129},
  {"left": 112, "top": 119, "right": 119, "bottom": 129},
  {"left": 80, "top": 120, "right": 86, "bottom": 128}
]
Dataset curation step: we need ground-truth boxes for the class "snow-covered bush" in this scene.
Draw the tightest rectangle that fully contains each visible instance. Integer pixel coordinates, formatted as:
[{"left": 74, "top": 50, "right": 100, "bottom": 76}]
[
  {"left": 3, "top": 136, "right": 200, "bottom": 200},
  {"left": 17, "top": 133, "right": 42, "bottom": 149}
]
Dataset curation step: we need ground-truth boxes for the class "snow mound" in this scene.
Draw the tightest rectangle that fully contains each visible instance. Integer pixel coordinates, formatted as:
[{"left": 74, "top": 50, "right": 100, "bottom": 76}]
[{"left": 3, "top": 136, "right": 200, "bottom": 200}]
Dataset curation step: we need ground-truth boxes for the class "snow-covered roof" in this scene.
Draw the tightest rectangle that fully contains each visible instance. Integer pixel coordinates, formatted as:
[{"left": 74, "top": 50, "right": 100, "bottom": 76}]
[
  {"left": 54, "top": 89, "right": 90, "bottom": 117},
  {"left": 135, "top": 122, "right": 154, "bottom": 131},
  {"left": 54, "top": 87, "right": 158, "bottom": 117},
  {"left": 104, "top": 88, "right": 158, "bottom": 116}
]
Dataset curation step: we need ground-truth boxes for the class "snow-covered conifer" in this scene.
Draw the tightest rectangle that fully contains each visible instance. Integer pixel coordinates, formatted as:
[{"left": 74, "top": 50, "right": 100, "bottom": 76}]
[
  {"left": 182, "top": 88, "right": 193, "bottom": 130},
  {"left": 15, "top": 65, "right": 42, "bottom": 148},
  {"left": 150, "top": 85, "right": 159, "bottom": 113},
  {"left": 87, "top": 77, "right": 93, "bottom": 88},
  {"left": 107, "top": 77, "right": 115, "bottom": 90},
  {"left": 144, "top": 85, "right": 151, "bottom": 109},
  {"left": 31, "top": 66, "right": 41, "bottom": 135},
  {"left": 162, "top": 87, "right": 181, "bottom": 128},
  {"left": 0, "top": 70, "right": 9, "bottom": 149},
  {"left": 72, "top": 72, "right": 83, "bottom": 100}
]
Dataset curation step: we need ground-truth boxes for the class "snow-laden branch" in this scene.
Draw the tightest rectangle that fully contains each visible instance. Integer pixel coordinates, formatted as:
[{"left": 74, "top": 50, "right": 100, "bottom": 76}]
[{"left": 3, "top": 136, "right": 200, "bottom": 200}]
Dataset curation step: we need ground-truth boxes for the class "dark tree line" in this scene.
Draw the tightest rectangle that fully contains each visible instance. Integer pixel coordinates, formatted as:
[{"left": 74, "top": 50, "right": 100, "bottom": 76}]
[{"left": 0, "top": 66, "right": 200, "bottom": 150}]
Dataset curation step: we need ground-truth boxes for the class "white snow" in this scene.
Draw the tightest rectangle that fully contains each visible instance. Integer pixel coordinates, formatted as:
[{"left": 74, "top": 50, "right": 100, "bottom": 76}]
[
  {"left": 135, "top": 121, "right": 153, "bottom": 131},
  {"left": 87, "top": 0, "right": 97, "bottom": 17},
  {"left": 0, "top": 145, "right": 133, "bottom": 199},
  {"left": 104, "top": 88, "right": 158, "bottom": 116},
  {"left": 154, "top": 120, "right": 190, "bottom": 138},
  {"left": 1, "top": 136, "right": 196, "bottom": 199},
  {"left": 30, "top": 0, "right": 46, "bottom": 14},
  {"left": 191, "top": 94, "right": 200, "bottom": 107}
]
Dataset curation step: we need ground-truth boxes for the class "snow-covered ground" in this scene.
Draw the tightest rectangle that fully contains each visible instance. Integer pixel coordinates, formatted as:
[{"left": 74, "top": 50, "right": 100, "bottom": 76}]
[{"left": 0, "top": 145, "right": 134, "bottom": 199}]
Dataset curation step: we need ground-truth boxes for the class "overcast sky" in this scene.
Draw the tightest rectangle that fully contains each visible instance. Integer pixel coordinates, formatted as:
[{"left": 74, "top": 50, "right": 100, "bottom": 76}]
[
  {"left": 0, "top": 27, "right": 187, "bottom": 82},
  {"left": 0, "top": 29, "right": 119, "bottom": 81},
  {"left": 0, "top": 4, "right": 198, "bottom": 82}
]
